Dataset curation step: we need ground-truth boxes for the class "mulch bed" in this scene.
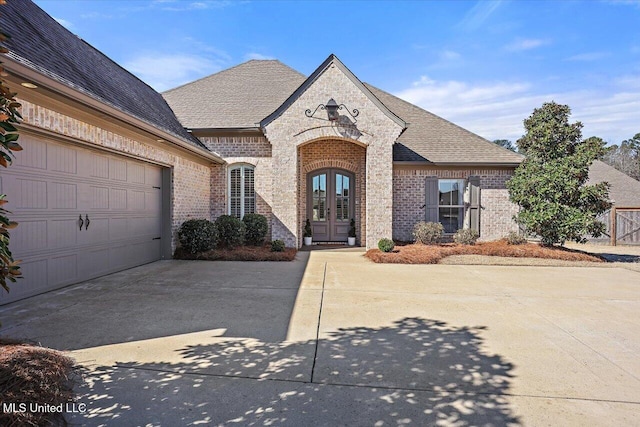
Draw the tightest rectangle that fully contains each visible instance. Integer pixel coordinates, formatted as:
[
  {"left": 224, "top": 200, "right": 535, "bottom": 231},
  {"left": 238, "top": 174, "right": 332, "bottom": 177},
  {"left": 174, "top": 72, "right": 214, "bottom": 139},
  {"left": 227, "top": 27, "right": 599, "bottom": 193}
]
[
  {"left": 365, "top": 239, "right": 605, "bottom": 264},
  {"left": 0, "top": 338, "right": 78, "bottom": 427},
  {"left": 174, "top": 244, "right": 297, "bottom": 261}
]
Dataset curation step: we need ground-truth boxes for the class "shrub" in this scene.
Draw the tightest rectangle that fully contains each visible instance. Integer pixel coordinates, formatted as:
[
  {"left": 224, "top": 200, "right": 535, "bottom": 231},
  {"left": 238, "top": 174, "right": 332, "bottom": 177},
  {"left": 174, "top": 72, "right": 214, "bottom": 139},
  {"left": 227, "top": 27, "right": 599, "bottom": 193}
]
[
  {"left": 348, "top": 218, "right": 356, "bottom": 238},
  {"left": 178, "top": 219, "right": 218, "bottom": 253},
  {"left": 378, "top": 238, "right": 395, "bottom": 253},
  {"left": 303, "top": 219, "right": 312, "bottom": 238},
  {"left": 215, "top": 215, "right": 246, "bottom": 248},
  {"left": 271, "top": 239, "right": 285, "bottom": 252},
  {"left": 413, "top": 221, "right": 444, "bottom": 245},
  {"left": 453, "top": 229, "right": 479, "bottom": 245},
  {"left": 506, "top": 231, "right": 527, "bottom": 245},
  {"left": 243, "top": 213, "right": 268, "bottom": 246}
]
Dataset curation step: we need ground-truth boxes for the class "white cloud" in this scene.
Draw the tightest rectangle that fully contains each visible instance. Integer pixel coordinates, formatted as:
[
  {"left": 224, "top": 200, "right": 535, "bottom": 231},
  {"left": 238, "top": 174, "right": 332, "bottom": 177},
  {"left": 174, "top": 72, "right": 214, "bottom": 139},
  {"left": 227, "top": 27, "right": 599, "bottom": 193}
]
[
  {"left": 440, "top": 50, "right": 461, "bottom": 61},
  {"left": 456, "top": 1, "right": 503, "bottom": 31},
  {"left": 244, "top": 52, "right": 275, "bottom": 61},
  {"left": 124, "top": 54, "right": 221, "bottom": 91},
  {"left": 504, "top": 38, "right": 549, "bottom": 52},
  {"left": 395, "top": 75, "right": 640, "bottom": 144},
  {"left": 54, "top": 17, "right": 73, "bottom": 29},
  {"left": 565, "top": 52, "right": 609, "bottom": 61}
]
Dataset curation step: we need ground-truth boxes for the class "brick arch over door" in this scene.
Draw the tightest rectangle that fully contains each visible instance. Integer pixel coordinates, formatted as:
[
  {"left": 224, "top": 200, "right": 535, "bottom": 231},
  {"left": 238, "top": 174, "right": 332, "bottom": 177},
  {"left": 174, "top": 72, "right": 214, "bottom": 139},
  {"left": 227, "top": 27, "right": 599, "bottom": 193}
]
[{"left": 298, "top": 139, "right": 366, "bottom": 246}]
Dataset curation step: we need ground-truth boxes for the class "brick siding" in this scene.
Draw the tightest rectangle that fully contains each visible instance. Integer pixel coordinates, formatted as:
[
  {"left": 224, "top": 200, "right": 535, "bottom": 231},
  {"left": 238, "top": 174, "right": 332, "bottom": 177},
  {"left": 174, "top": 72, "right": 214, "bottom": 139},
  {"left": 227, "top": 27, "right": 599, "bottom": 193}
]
[{"left": 393, "top": 167, "right": 519, "bottom": 242}]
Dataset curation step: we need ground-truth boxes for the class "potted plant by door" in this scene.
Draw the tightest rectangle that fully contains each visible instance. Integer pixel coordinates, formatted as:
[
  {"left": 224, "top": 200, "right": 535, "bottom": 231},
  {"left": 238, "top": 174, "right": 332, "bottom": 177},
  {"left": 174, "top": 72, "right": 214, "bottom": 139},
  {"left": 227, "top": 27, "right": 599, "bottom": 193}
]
[
  {"left": 304, "top": 218, "right": 313, "bottom": 246},
  {"left": 348, "top": 218, "right": 356, "bottom": 246}
]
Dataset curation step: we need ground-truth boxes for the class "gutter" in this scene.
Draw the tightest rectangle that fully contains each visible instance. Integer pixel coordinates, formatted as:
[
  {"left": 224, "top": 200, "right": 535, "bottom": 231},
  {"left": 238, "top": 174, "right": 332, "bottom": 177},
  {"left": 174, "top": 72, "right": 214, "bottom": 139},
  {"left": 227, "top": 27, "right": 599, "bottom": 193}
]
[{"left": 5, "top": 56, "right": 224, "bottom": 164}]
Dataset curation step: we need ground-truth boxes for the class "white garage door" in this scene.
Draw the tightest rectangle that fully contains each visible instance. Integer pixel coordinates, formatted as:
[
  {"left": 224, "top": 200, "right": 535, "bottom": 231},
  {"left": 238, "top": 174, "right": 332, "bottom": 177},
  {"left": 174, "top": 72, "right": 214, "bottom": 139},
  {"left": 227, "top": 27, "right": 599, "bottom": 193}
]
[{"left": 0, "top": 134, "right": 164, "bottom": 304}]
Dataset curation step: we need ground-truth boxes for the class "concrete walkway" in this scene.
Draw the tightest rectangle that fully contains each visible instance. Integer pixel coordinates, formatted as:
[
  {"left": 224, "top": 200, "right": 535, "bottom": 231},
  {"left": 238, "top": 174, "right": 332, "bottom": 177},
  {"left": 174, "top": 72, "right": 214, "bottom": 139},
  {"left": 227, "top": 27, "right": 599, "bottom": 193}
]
[{"left": 1, "top": 249, "right": 639, "bottom": 426}]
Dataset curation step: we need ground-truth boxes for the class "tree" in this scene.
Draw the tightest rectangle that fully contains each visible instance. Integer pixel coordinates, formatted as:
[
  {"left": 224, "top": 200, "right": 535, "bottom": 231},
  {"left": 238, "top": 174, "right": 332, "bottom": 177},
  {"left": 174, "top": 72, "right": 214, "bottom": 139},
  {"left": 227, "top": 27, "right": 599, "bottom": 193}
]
[
  {"left": 506, "top": 102, "right": 611, "bottom": 246},
  {"left": 492, "top": 139, "right": 516, "bottom": 152},
  {"left": 0, "top": 8, "right": 22, "bottom": 294},
  {"left": 601, "top": 133, "right": 640, "bottom": 181}
]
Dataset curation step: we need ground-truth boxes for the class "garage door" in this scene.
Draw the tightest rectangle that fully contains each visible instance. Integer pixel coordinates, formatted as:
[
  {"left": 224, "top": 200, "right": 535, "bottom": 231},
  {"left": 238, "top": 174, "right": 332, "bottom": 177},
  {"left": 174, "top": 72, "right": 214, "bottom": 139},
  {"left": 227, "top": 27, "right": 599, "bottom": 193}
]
[{"left": 0, "top": 134, "right": 164, "bottom": 304}]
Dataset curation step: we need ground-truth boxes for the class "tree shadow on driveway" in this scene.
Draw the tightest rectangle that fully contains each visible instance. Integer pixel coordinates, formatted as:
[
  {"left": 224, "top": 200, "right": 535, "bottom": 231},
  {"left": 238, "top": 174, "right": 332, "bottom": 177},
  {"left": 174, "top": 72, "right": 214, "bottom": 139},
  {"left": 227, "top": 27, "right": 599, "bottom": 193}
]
[{"left": 74, "top": 318, "right": 519, "bottom": 426}]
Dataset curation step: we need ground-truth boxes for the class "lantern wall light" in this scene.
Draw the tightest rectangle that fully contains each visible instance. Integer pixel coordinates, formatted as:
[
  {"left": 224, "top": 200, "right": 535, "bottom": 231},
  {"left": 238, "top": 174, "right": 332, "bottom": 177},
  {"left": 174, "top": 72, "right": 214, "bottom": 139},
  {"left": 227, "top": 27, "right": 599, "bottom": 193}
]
[{"left": 305, "top": 98, "right": 359, "bottom": 123}]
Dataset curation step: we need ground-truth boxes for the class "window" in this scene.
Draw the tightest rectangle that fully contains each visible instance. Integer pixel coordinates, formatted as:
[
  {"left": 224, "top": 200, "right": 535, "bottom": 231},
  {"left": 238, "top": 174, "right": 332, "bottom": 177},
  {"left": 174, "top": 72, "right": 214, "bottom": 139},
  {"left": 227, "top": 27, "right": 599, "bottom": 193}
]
[
  {"left": 229, "top": 165, "right": 255, "bottom": 218},
  {"left": 438, "top": 179, "right": 465, "bottom": 233}
]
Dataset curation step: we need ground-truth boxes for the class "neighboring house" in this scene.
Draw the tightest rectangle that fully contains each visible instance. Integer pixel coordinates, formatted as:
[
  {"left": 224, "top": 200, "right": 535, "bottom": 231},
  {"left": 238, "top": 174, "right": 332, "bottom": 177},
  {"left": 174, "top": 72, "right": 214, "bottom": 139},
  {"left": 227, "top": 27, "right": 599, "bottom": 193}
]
[
  {"left": 588, "top": 160, "right": 640, "bottom": 207},
  {"left": 0, "top": 1, "right": 521, "bottom": 304}
]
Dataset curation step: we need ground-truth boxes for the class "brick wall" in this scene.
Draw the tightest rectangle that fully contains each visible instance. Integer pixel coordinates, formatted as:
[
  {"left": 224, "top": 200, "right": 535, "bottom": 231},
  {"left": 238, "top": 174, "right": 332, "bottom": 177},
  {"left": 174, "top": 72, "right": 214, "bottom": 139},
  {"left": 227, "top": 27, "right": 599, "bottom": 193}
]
[
  {"left": 393, "top": 167, "right": 519, "bottom": 242},
  {"left": 263, "top": 61, "right": 403, "bottom": 248},
  {"left": 200, "top": 136, "right": 273, "bottom": 234},
  {"left": 299, "top": 139, "right": 366, "bottom": 246},
  {"left": 20, "top": 99, "right": 212, "bottom": 250}
]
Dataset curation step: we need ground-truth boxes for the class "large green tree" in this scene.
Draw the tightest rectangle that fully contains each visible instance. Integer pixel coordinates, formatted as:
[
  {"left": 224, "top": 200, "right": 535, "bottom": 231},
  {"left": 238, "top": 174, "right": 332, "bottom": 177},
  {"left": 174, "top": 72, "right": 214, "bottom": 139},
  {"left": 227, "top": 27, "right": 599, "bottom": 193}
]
[
  {"left": 492, "top": 139, "right": 517, "bottom": 152},
  {"left": 0, "top": 7, "right": 22, "bottom": 294},
  {"left": 507, "top": 102, "right": 611, "bottom": 246}
]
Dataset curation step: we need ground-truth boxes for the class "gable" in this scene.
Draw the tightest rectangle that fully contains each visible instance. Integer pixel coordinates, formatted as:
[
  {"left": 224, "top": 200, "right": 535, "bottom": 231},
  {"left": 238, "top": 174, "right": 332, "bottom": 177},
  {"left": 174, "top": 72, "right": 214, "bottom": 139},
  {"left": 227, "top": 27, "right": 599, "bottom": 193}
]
[{"left": 261, "top": 54, "right": 405, "bottom": 129}]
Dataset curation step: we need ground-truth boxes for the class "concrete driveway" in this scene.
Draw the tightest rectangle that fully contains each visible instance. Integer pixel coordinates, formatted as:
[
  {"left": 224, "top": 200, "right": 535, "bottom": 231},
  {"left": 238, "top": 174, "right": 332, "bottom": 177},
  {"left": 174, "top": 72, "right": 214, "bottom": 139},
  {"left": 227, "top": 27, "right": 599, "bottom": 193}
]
[{"left": 1, "top": 249, "right": 639, "bottom": 426}]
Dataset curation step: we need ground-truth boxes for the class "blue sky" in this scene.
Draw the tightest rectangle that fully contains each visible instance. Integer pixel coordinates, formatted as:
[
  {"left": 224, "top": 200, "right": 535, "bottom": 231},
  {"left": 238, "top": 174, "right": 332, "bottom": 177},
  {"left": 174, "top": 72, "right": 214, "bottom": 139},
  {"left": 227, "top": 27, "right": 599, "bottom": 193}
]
[{"left": 34, "top": 0, "right": 640, "bottom": 144}]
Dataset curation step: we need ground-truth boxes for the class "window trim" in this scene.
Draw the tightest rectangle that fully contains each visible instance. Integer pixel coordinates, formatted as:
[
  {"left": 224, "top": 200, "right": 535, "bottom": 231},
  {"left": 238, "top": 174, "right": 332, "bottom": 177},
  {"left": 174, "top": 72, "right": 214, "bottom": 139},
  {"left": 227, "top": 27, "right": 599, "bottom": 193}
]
[
  {"left": 228, "top": 164, "right": 255, "bottom": 218},
  {"left": 437, "top": 178, "right": 466, "bottom": 234}
]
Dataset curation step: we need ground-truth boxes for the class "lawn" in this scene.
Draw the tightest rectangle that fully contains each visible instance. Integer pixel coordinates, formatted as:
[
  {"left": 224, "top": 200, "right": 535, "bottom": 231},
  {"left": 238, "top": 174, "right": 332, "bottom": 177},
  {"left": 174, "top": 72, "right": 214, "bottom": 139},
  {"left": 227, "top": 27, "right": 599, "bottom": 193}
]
[{"left": 365, "top": 239, "right": 604, "bottom": 264}]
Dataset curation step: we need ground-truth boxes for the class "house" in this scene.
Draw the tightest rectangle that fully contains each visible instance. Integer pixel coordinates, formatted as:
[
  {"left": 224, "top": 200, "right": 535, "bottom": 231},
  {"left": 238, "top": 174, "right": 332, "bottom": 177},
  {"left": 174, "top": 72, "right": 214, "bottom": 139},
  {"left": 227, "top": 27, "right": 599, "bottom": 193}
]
[{"left": 0, "top": 0, "right": 522, "bottom": 304}]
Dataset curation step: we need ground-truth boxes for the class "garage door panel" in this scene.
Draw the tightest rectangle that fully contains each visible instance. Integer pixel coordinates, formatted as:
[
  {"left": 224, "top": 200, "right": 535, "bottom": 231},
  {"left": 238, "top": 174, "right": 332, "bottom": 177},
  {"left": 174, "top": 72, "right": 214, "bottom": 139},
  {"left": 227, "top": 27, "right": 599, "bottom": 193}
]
[
  {"left": 128, "top": 190, "right": 145, "bottom": 211},
  {"left": 50, "top": 254, "right": 78, "bottom": 287},
  {"left": 110, "top": 158, "right": 127, "bottom": 181},
  {"left": 16, "top": 177, "right": 48, "bottom": 209},
  {"left": 128, "top": 162, "right": 145, "bottom": 184},
  {"left": 78, "top": 248, "right": 111, "bottom": 280},
  {"left": 13, "top": 135, "right": 47, "bottom": 170},
  {"left": 12, "top": 220, "right": 47, "bottom": 253},
  {"left": 49, "top": 218, "right": 78, "bottom": 249},
  {"left": 1, "top": 136, "right": 165, "bottom": 305},
  {"left": 0, "top": 259, "right": 49, "bottom": 303},
  {"left": 146, "top": 165, "right": 161, "bottom": 187},
  {"left": 49, "top": 182, "right": 77, "bottom": 209},
  {"left": 49, "top": 144, "right": 77, "bottom": 174}
]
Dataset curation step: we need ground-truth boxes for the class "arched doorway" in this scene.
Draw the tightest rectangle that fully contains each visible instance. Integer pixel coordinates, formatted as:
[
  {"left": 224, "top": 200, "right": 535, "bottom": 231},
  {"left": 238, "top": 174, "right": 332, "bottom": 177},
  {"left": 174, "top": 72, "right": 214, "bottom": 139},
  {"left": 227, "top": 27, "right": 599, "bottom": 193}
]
[{"left": 307, "top": 168, "right": 355, "bottom": 242}]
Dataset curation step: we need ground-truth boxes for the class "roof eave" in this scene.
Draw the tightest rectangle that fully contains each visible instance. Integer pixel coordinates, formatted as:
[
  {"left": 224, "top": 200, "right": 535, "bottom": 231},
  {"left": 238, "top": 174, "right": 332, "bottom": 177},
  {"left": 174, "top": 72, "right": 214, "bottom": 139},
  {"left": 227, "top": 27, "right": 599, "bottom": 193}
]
[
  {"left": 393, "top": 161, "right": 522, "bottom": 168},
  {"left": 6, "top": 56, "right": 224, "bottom": 164}
]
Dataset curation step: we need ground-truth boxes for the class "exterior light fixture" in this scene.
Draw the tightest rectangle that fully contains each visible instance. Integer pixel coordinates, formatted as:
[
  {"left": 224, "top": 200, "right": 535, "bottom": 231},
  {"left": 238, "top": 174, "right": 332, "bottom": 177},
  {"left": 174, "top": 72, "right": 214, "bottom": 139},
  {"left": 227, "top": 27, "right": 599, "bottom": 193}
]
[
  {"left": 305, "top": 98, "right": 359, "bottom": 123},
  {"left": 21, "top": 82, "right": 38, "bottom": 89}
]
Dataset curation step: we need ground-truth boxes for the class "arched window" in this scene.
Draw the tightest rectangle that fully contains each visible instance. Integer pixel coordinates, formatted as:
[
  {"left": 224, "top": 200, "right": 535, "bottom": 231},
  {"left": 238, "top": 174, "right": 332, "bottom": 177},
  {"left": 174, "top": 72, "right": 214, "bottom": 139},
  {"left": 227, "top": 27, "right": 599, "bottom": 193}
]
[{"left": 229, "top": 165, "right": 255, "bottom": 218}]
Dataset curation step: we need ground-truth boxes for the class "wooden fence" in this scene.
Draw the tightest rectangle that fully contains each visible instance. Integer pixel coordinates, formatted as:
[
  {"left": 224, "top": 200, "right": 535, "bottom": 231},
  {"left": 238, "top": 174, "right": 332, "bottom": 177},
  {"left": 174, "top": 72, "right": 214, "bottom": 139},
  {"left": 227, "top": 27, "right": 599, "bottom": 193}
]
[{"left": 592, "top": 207, "right": 640, "bottom": 245}]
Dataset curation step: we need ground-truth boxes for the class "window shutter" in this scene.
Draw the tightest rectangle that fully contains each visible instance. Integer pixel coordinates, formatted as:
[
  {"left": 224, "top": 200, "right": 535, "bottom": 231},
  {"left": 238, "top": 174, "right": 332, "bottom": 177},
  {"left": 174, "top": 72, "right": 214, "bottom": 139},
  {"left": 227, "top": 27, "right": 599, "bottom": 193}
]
[
  {"left": 425, "top": 177, "right": 439, "bottom": 222},
  {"left": 244, "top": 167, "right": 255, "bottom": 215},
  {"left": 468, "top": 176, "right": 481, "bottom": 234}
]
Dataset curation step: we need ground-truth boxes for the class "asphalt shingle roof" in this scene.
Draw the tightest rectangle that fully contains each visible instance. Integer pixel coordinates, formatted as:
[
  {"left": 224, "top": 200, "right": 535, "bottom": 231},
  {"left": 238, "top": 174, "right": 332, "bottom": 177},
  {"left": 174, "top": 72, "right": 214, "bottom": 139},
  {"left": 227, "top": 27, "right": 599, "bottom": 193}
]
[
  {"left": 1, "top": 0, "right": 207, "bottom": 151},
  {"left": 163, "top": 60, "right": 306, "bottom": 129},
  {"left": 588, "top": 160, "right": 640, "bottom": 207},
  {"left": 164, "top": 59, "right": 523, "bottom": 165}
]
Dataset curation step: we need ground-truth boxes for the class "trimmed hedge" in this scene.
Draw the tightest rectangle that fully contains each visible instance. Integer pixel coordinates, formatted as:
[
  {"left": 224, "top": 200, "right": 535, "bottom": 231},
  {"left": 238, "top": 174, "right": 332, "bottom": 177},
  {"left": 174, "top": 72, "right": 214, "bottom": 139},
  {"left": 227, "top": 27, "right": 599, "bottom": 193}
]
[
  {"left": 243, "top": 214, "right": 268, "bottom": 246},
  {"left": 271, "top": 240, "right": 285, "bottom": 252},
  {"left": 215, "top": 215, "right": 246, "bottom": 248},
  {"left": 453, "top": 229, "right": 479, "bottom": 245},
  {"left": 178, "top": 219, "right": 218, "bottom": 253}
]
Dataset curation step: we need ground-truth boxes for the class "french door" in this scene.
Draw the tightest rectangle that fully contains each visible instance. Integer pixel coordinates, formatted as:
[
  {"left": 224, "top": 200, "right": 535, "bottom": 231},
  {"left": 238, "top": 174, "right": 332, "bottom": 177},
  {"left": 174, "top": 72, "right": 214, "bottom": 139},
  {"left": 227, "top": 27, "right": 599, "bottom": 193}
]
[{"left": 308, "top": 169, "right": 354, "bottom": 242}]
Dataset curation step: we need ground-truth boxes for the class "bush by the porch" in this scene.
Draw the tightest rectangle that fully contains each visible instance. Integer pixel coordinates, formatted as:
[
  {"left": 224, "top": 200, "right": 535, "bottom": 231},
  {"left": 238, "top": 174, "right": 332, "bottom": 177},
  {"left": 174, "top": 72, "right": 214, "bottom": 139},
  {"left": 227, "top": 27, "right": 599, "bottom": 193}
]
[
  {"left": 413, "top": 221, "right": 444, "bottom": 244},
  {"left": 178, "top": 219, "right": 218, "bottom": 253},
  {"left": 243, "top": 214, "right": 268, "bottom": 246},
  {"left": 215, "top": 215, "right": 246, "bottom": 248}
]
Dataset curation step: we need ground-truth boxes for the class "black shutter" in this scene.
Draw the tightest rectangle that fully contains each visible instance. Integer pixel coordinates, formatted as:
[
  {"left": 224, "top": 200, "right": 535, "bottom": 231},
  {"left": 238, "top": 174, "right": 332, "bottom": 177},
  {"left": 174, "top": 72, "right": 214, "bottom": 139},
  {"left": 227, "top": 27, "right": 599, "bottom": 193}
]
[
  {"left": 425, "top": 177, "right": 439, "bottom": 222},
  {"left": 468, "top": 176, "right": 481, "bottom": 234}
]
